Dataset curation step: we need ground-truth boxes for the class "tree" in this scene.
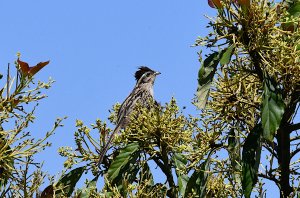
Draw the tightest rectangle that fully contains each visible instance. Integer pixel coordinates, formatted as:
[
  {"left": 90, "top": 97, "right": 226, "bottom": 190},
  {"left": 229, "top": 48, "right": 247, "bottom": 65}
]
[
  {"left": 197, "top": 0, "right": 300, "bottom": 197},
  {"left": 3, "top": 1, "right": 300, "bottom": 197},
  {"left": 59, "top": 96, "right": 239, "bottom": 197},
  {"left": 63, "top": 0, "right": 299, "bottom": 197},
  {"left": 0, "top": 56, "right": 65, "bottom": 197}
]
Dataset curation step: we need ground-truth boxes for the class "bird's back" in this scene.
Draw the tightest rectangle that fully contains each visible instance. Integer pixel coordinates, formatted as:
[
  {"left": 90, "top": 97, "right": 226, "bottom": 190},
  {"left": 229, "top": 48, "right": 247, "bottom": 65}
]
[
  {"left": 116, "top": 84, "right": 154, "bottom": 128},
  {"left": 98, "top": 66, "right": 160, "bottom": 166}
]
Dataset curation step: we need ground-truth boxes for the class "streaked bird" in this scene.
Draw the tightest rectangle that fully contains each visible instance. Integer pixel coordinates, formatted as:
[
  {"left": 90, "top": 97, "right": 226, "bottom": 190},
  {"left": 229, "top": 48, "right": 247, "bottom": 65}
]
[{"left": 98, "top": 66, "right": 161, "bottom": 165}]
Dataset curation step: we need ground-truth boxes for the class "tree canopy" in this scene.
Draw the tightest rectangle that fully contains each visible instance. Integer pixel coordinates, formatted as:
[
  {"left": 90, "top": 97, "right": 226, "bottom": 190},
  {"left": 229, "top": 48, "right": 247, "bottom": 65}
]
[{"left": 2, "top": 0, "right": 300, "bottom": 197}]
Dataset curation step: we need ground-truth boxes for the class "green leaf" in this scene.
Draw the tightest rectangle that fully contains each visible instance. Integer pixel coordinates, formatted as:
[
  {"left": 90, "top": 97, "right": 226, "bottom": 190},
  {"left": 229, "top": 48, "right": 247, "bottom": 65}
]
[
  {"left": 198, "top": 155, "right": 212, "bottom": 198},
  {"left": 184, "top": 170, "right": 200, "bottom": 197},
  {"left": 262, "top": 77, "right": 284, "bottom": 142},
  {"left": 78, "top": 176, "right": 98, "bottom": 198},
  {"left": 198, "top": 52, "right": 220, "bottom": 85},
  {"left": 105, "top": 143, "right": 140, "bottom": 197},
  {"left": 228, "top": 126, "right": 241, "bottom": 182},
  {"left": 242, "top": 124, "right": 262, "bottom": 198},
  {"left": 125, "top": 162, "right": 140, "bottom": 184},
  {"left": 185, "top": 152, "right": 212, "bottom": 198},
  {"left": 140, "top": 162, "right": 154, "bottom": 186},
  {"left": 220, "top": 44, "right": 235, "bottom": 65},
  {"left": 296, "top": 43, "right": 300, "bottom": 51},
  {"left": 173, "top": 153, "right": 188, "bottom": 171},
  {"left": 282, "top": 1, "right": 300, "bottom": 31},
  {"left": 136, "top": 162, "right": 155, "bottom": 196},
  {"left": 107, "top": 142, "right": 140, "bottom": 183},
  {"left": 195, "top": 82, "right": 211, "bottom": 109},
  {"left": 195, "top": 51, "right": 224, "bottom": 108},
  {"left": 228, "top": 128, "right": 236, "bottom": 151},
  {"left": 173, "top": 153, "right": 188, "bottom": 196},
  {"left": 178, "top": 175, "right": 189, "bottom": 197},
  {"left": 56, "top": 166, "right": 85, "bottom": 197},
  {"left": 288, "top": 1, "right": 300, "bottom": 17},
  {"left": 40, "top": 185, "right": 54, "bottom": 198},
  {"left": 0, "top": 135, "right": 14, "bottom": 188},
  {"left": 119, "top": 161, "right": 140, "bottom": 197}
]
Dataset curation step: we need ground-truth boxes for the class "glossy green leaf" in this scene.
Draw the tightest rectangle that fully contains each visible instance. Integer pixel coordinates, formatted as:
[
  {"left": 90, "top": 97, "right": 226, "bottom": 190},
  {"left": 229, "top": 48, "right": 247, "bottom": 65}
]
[
  {"left": 173, "top": 153, "right": 188, "bottom": 171},
  {"left": 195, "top": 51, "right": 224, "bottom": 108},
  {"left": 228, "top": 126, "right": 241, "bottom": 182},
  {"left": 296, "top": 43, "right": 300, "bottom": 51},
  {"left": 126, "top": 162, "right": 140, "bottom": 184},
  {"left": 220, "top": 44, "right": 235, "bottom": 65},
  {"left": 184, "top": 170, "right": 200, "bottom": 197},
  {"left": 288, "top": 1, "right": 300, "bottom": 17},
  {"left": 228, "top": 128, "right": 237, "bottom": 151},
  {"left": 78, "top": 176, "right": 98, "bottom": 198},
  {"left": 105, "top": 143, "right": 140, "bottom": 197},
  {"left": 178, "top": 175, "right": 189, "bottom": 197},
  {"left": 119, "top": 161, "right": 140, "bottom": 197},
  {"left": 282, "top": 1, "right": 300, "bottom": 31},
  {"left": 262, "top": 77, "right": 284, "bottom": 142},
  {"left": 198, "top": 52, "right": 220, "bottom": 85},
  {"left": 185, "top": 152, "right": 212, "bottom": 198},
  {"left": 242, "top": 124, "right": 262, "bottom": 198},
  {"left": 40, "top": 185, "right": 54, "bottom": 198},
  {"left": 136, "top": 162, "right": 155, "bottom": 196},
  {"left": 140, "top": 162, "right": 154, "bottom": 186},
  {"left": 0, "top": 135, "right": 14, "bottom": 188},
  {"left": 56, "top": 166, "right": 85, "bottom": 197},
  {"left": 195, "top": 82, "right": 211, "bottom": 109},
  {"left": 107, "top": 142, "right": 140, "bottom": 183},
  {"left": 198, "top": 155, "right": 212, "bottom": 198},
  {"left": 173, "top": 153, "right": 188, "bottom": 196}
]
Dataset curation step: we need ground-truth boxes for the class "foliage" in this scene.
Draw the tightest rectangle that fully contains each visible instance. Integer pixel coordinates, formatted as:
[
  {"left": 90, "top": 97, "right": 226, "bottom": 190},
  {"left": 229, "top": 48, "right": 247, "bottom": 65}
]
[
  {"left": 59, "top": 97, "right": 239, "bottom": 197},
  {"left": 3, "top": 1, "right": 300, "bottom": 197},
  {"left": 0, "top": 56, "right": 65, "bottom": 197},
  {"left": 195, "top": 0, "right": 300, "bottom": 197}
]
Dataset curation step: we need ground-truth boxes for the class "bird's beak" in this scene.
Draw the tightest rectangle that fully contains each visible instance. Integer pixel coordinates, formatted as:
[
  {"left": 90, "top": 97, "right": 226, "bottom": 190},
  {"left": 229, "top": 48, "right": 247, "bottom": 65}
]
[{"left": 154, "top": 71, "right": 161, "bottom": 76}]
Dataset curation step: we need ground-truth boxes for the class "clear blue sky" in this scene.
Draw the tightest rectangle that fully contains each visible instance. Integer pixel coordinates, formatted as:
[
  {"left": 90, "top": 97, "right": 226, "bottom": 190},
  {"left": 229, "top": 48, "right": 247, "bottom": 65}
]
[{"left": 0, "top": 1, "right": 278, "bottom": 196}]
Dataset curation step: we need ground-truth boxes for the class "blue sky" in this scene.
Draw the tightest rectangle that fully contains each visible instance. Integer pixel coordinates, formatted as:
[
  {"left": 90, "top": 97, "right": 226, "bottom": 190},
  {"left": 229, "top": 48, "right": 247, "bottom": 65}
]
[{"left": 0, "top": 0, "right": 278, "bottom": 196}]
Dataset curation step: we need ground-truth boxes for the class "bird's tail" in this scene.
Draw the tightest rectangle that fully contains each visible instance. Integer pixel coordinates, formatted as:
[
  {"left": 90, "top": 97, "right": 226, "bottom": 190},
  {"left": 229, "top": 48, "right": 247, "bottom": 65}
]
[{"left": 98, "top": 124, "right": 122, "bottom": 166}]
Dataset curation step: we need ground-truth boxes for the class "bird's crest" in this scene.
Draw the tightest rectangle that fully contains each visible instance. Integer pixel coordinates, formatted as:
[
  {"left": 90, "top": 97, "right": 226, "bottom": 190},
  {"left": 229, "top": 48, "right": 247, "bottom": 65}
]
[{"left": 134, "top": 66, "right": 154, "bottom": 81}]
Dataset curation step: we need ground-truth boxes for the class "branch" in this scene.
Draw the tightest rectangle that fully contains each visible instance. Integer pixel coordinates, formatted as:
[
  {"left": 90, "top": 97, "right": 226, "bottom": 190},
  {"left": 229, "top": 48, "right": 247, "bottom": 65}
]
[
  {"left": 263, "top": 144, "right": 278, "bottom": 159},
  {"left": 151, "top": 156, "right": 175, "bottom": 188},
  {"left": 152, "top": 128, "right": 176, "bottom": 198},
  {"left": 290, "top": 135, "right": 300, "bottom": 142},
  {"left": 258, "top": 173, "right": 279, "bottom": 187},
  {"left": 290, "top": 147, "right": 300, "bottom": 160},
  {"left": 284, "top": 85, "right": 300, "bottom": 124},
  {"left": 289, "top": 123, "right": 300, "bottom": 133},
  {"left": 155, "top": 130, "right": 175, "bottom": 186},
  {"left": 290, "top": 169, "right": 300, "bottom": 176}
]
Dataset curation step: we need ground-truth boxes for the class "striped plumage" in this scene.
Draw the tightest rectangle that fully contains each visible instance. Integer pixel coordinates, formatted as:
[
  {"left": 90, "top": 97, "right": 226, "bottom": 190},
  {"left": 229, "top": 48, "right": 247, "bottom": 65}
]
[{"left": 98, "top": 66, "right": 160, "bottom": 165}]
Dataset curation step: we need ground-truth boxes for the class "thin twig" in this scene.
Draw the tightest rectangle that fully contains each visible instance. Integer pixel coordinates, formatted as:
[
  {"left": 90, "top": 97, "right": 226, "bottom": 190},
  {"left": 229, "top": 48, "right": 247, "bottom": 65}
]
[
  {"left": 258, "top": 173, "right": 279, "bottom": 186},
  {"left": 289, "top": 123, "right": 300, "bottom": 133},
  {"left": 291, "top": 148, "right": 300, "bottom": 160}
]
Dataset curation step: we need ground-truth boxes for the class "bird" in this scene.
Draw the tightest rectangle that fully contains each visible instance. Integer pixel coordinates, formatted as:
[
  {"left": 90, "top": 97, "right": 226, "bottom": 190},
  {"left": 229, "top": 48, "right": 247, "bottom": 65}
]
[{"left": 98, "top": 66, "right": 161, "bottom": 165}]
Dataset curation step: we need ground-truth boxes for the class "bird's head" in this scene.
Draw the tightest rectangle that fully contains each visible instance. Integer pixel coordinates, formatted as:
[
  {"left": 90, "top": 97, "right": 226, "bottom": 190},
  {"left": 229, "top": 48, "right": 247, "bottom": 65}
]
[{"left": 135, "top": 66, "right": 161, "bottom": 85}]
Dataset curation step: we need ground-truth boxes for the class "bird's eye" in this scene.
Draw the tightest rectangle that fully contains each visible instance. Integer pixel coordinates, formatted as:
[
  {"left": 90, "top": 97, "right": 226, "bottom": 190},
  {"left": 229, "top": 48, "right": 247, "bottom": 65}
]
[{"left": 146, "top": 73, "right": 151, "bottom": 77}]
